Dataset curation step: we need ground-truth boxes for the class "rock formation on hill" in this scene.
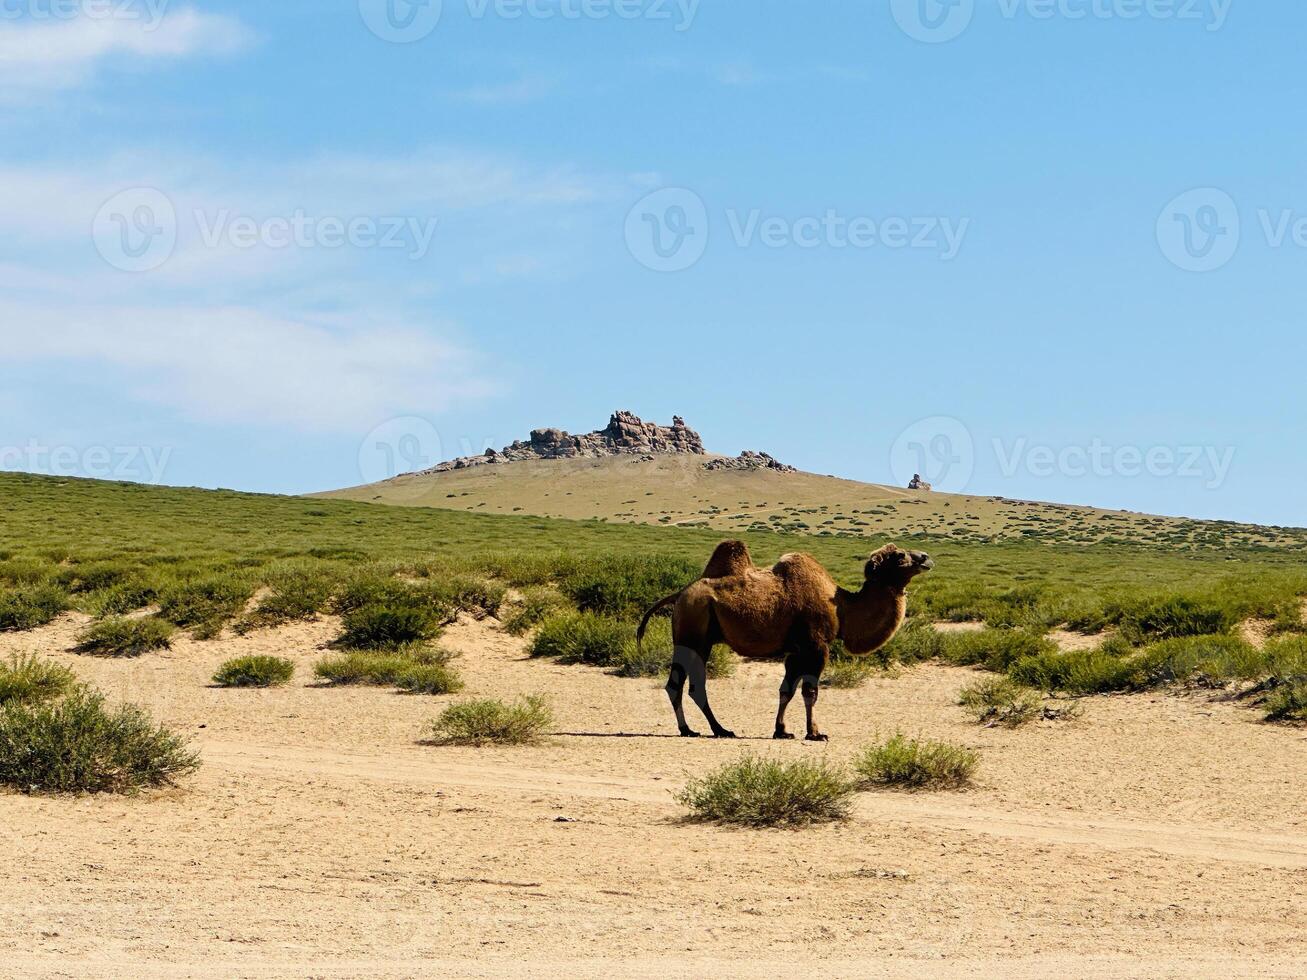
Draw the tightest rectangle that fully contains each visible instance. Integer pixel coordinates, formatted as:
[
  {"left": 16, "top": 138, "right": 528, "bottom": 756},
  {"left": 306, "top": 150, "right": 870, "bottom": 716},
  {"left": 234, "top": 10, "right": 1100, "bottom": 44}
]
[
  {"left": 412, "top": 411, "right": 797, "bottom": 476},
  {"left": 705, "top": 451, "right": 798, "bottom": 474}
]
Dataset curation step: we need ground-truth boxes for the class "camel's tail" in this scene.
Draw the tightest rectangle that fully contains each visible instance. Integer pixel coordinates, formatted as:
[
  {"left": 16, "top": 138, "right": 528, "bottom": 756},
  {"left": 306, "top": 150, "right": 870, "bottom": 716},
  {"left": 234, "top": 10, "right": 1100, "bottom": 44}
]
[{"left": 636, "top": 591, "right": 680, "bottom": 654}]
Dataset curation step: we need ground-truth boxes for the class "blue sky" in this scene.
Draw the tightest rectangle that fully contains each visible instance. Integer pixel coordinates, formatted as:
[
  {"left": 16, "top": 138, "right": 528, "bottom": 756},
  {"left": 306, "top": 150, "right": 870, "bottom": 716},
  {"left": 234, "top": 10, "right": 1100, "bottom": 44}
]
[{"left": 1, "top": 0, "right": 1303, "bottom": 526}]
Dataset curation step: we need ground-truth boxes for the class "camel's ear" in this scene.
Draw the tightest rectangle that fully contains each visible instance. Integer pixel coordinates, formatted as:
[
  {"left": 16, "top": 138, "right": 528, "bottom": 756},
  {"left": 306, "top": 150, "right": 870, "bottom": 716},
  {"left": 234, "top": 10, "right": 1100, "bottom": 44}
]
[{"left": 864, "top": 544, "right": 903, "bottom": 579}]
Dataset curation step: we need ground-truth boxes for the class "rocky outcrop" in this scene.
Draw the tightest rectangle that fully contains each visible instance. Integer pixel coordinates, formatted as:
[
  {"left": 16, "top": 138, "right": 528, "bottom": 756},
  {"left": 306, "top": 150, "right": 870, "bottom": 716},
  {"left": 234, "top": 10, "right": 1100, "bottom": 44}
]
[
  {"left": 417, "top": 411, "right": 706, "bottom": 474},
  {"left": 705, "top": 451, "right": 797, "bottom": 474}
]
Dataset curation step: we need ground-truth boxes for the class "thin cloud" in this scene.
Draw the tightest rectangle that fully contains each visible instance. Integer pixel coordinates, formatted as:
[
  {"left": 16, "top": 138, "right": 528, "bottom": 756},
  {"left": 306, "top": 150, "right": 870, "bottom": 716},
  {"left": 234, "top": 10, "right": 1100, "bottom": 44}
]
[
  {"left": 0, "top": 301, "right": 495, "bottom": 433},
  {"left": 448, "top": 75, "right": 558, "bottom": 105},
  {"left": 0, "top": 7, "right": 253, "bottom": 100}
]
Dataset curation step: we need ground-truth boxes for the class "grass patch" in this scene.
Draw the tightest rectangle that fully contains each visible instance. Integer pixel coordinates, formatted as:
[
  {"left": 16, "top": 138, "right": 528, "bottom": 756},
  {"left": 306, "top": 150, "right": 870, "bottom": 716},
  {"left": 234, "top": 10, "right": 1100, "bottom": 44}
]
[
  {"left": 854, "top": 733, "right": 977, "bottom": 790},
  {"left": 158, "top": 574, "right": 253, "bottom": 639},
  {"left": 958, "top": 677, "right": 1043, "bottom": 727},
  {"left": 74, "top": 616, "right": 174, "bottom": 658},
  {"left": 0, "top": 584, "right": 70, "bottom": 632},
  {"left": 212, "top": 655, "right": 295, "bottom": 688},
  {"left": 530, "top": 610, "right": 631, "bottom": 667},
  {"left": 394, "top": 662, "right": 464, "bottom": 695},
  {"left": 560, "top": 554, "right": 698, "bottom": 618},
  {"left": 822, "top": 640, "right": 880, "bottom": 689},
  {"left": 314, "top": 646, "right": 454, "bottom": 687},
  {"left": 675, "top": 755, "right": 855, "bottom": 827},
  {"left": 234, "top": 568, "right": 333, "bottom": 634},
  {"left": 0, "top": 686, "right": 199, "bottom": 794},
  {"left": 501, "top": 585, "right": 570, "bottom": 635},
  {"left": 0, "top": 654, "right": 77, "bottom": 706},
  {"left": 1263, "top": 680, "right": 1307, "bottom": 723},
  {"left": 428, "top": 695, "right": 551, "bottom": 745},
  {"left": 337, "top": 603, "right": 443, "bottom": 650}
]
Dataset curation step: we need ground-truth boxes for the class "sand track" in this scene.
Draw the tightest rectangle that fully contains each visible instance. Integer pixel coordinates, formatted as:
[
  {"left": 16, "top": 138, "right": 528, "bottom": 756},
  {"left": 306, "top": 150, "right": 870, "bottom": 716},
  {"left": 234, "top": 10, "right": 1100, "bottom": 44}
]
[{"left": 5, "top": 614, "right": 1307, "bottom": 977}]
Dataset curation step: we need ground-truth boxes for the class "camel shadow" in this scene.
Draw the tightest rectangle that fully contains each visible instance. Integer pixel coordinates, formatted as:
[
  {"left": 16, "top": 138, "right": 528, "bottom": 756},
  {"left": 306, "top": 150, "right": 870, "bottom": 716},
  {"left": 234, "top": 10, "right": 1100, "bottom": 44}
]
[{"left": 553, "top": 731, "right": 774, "bottom": 741}]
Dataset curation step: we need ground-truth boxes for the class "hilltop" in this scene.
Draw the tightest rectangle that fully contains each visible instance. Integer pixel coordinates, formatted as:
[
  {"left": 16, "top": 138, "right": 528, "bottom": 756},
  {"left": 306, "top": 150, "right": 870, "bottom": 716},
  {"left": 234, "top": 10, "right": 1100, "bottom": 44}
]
[{"left": 320, "top": 413, "right": 1306, "bottom": 553}]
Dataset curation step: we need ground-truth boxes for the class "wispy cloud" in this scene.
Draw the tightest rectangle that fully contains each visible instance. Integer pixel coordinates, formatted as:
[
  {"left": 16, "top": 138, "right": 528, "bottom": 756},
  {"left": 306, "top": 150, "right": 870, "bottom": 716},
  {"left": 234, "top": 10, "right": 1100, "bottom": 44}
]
[
  {"left": 0, "top": 7, "right": 252, "bottom": 101},
  {"left": 447, "top": 74, "right": 558, "bottom": 105},
  {"left": 0, "top": 301, "right": 494, "bottom": 433}
]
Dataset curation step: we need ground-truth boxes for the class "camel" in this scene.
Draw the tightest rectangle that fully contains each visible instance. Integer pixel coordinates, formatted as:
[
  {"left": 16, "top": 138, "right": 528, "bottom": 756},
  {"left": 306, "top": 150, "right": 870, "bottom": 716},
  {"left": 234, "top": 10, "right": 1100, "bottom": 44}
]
[{"left": 636, "top": 540, "right": 933, "bottom": 740}]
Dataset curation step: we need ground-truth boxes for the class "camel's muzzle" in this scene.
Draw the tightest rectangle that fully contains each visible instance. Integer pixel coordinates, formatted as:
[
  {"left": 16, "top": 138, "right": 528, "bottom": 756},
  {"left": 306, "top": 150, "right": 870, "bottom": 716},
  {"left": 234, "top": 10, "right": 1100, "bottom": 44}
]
[{"left": 911, "top": 552, "right": 935, "bottom": 571}]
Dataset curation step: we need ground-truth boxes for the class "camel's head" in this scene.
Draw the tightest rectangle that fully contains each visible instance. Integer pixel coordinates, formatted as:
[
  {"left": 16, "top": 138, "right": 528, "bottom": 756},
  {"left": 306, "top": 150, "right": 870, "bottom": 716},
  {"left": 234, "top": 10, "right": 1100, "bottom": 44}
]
[{"left": 864, "top": 544, "right": 934, "bottom": 586}]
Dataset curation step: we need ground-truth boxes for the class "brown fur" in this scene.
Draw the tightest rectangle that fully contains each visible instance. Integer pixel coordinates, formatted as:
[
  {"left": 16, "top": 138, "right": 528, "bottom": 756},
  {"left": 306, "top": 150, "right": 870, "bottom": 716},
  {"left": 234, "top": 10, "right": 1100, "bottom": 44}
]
[{"left": 638, "top": 540, "right": 933, "bottom": 740}]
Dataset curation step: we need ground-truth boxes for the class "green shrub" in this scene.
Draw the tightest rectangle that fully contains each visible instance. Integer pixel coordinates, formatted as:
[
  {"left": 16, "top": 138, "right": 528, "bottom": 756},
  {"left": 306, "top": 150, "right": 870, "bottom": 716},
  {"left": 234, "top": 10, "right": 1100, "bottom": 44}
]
[
  {"left": 0, "top": 584, "right": 70, "bottom": 632},
  {"left": 822, "top": 641, "right": 879, "bottom": 689},
  {"left": 560, "top": 554, "right": 698, "bottom": 618},
  {"left": 91, "top": 578, "right": 160, "bottom": 617},
  {"left": 1009, "top": 646, "right": 1136, "bottom": 695},
  {"left": 337, "top": 604, "right": 443, "bottom": 650},
  {"left": 675, "top": 755, "right": 855, "bottom": 826},
  {"left": 530, "top": 611, "right": 631, "bottom": 667},
  {"left": 429, "top": 696, "right": 552, "bottom": 746},
  {"left": 394, "top": 662, "right": 464, "bottom": 695},
  {"left": 435, "top": 575, "right": 508, "bottom": 618},
  {"left": 0, "top": 654, "right": 77, "bottom": 706},
  {"left": 878, "top": 620, "right": 945, "bottom": 665},
  {"left": 314, "top": 646, "right": 451, "bottom": 686},
  {"left": 854, "top": 734, "right": 977, "bottom": 789},
  {"left": 158, "top": 574, "right": 253, "bottom": 638},
  {"left": 212, "top": 655, "right": 295, "bottom": 688},
  {"left": 1118, "top": 595, "right": 1237, "bottom": 643},
  {"left": 958, "top": 677, "right": 1043, "bottom": 727},
  {"left": 501, "top": 585, "right": 570, "bottom": 635},
  {"left": 60, "top": 561, "right": 133, "bottom": 595},
  {"left": 941, "top": 629, "right": 1059, "bottom": 673},
  {"left": 610, "top": 619, "right": 737, "bottom": 680},
  {"left": 1263, "top": 680, "right": 1307, "bottom": 723},
  {"left": 75, "top": 616, "right": 174, "bottom": 658},
  {"left": 0, "top": 687, "right": 199, "bottom": 794},
  {"left": 235, "top": 569, "right": 333, "bottom": 634},
  {"left": 1127, "top": 634, "right": 1260, "bottom": 688}
]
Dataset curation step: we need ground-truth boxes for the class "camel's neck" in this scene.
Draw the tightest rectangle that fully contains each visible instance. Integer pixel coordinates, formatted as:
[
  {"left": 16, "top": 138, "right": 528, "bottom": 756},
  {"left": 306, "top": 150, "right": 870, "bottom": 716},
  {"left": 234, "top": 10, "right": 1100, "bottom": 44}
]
[{"left": 835, "top": 585, "right": 908, "bottom": 655}]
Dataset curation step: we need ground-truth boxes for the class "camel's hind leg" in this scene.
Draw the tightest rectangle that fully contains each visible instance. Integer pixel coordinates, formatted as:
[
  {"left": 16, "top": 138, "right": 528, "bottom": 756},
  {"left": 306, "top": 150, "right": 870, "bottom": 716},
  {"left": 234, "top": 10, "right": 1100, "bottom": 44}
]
[
  {"left": 773, "top": 653, "right": 802, "bottom": 739},
  {"left": 666, "top": 645, "right": 734, "bottom": 738}
]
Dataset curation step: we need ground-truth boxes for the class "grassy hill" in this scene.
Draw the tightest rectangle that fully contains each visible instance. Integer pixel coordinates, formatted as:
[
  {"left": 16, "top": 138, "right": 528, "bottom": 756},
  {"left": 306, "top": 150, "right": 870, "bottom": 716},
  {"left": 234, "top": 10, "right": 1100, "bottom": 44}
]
[
  {"left": 319, "top": 454, "right": 1307, "bottom": 553},
  {"left": 3, "top": 471, "right": 1305, "bottom": 640}
]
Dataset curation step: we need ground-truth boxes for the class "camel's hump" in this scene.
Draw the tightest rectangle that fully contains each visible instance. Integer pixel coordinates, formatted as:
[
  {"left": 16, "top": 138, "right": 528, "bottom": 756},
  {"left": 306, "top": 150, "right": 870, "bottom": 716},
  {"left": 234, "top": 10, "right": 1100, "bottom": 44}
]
[{"left": 702, "top": 540, "right": 753, "bottom": 579}]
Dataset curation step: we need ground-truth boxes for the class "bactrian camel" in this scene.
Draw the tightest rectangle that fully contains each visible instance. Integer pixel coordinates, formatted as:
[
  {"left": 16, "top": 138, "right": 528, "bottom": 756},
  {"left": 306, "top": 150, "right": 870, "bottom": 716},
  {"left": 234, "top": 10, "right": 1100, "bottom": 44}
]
[{"left": 637, "top": 540, "right": 933, "bottom": 740}]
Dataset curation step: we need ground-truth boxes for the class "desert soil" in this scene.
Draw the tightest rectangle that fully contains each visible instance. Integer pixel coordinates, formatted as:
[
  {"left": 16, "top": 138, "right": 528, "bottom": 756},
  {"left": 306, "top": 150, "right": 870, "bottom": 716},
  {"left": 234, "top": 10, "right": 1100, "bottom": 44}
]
[{"left": 3, "top": 613, "right": 1307, "bottom": 979}]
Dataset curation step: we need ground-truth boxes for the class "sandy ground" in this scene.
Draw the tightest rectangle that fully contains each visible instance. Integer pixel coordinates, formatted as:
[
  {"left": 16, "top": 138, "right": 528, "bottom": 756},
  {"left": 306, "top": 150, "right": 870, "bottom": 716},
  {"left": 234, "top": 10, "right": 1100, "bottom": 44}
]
[{"left": 3, "top": 613, "right": 1307, "bottom": 978}]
